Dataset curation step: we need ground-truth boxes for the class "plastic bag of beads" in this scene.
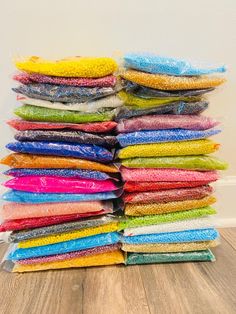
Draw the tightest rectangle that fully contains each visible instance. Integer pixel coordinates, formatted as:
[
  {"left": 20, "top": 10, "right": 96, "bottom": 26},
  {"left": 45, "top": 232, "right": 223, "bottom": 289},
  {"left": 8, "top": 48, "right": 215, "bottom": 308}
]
[
  {"left": 122, "top": 239, "right": 219, "bottom": 253},
  {"left": 121, "top": 167, "right": 219, "bottom": 182},
  {"left": 5, "top": 250, "right": 124, "bottom": 272},
  {"left": 14, "top": 105, "right": 116, "bottom": 124},
  {"left": 117, "top": 114, "right": 219, "bottom": 133},
  {"left": 119, "top": 206, "right": 216, "bottom": 230},
  {"left": 15, "top": 56, "right": 118, "bottom": 77},
  {"left": 15, "top": 130, "right": 117, "bottom": 148},
  {"left": 125, "top": 195, "right": 216, "bottom": 216},
  {"left": 8, "top": 119, "right": 117, "bottom": 133},
  {"left": 4, "top": 168, "right": 120, "bottom": 181},
  {"left": 13, "top": 72, "right": 117, "bottom": 87},
  {"left": 0, "top": 153, "right": 118, "bottom": 172},
  {"left": 13, "top": 84, "right": 116, "bottom": 103},
  {"left": 0, "top": 210, "right": 113, "bottom": 232},
  {"left": 121, "top": 70, "right": 226, "bottom": 90},
  {"left": 118, "top": 90, "right": 200, "bottom": 108},
  {"left": 6, "top": 142, "right": 114, "bottom": 162},
  {"left": 3, "top": 176, "right": 119, "bottom": 193},
  {"left": 125, "top": 249, "right": 215, "bottom": 265},
  {"left": 17, "top": 94, "right": 123, "bottom": 112},
  {"left": 121, "top": 156, "right": 228, "bottom": 171},
  {"left": 115, "top": 101, "right": 208, "bottom": 121},
  {"left": 2, "top": 189, "right": 123, "bottom": 204},
  {"left": 117, "top": 129, "right": 220, "bottom": 147},
  {"left": 123, "top": 80, "right": 215, "bottom": 97},
  {"left": 123, "top": 217, "right": 214, "bottom": 236},
  {"left": 118, "top": 139, "right": 219, "bottom": 159},
  {"left": 0, "top": 200, "right": 113, "bottom": 220},
  {"left": 124, "top": 53, "right": 226, "bottom": 76},
  {"left": 123, "top": 180, "right": 214, "bottom": 192},
  {"left": 123, "top": 185, "right": 213, "bottom": 204},
  {"left": 9, "top": 216, "right": 118, "bottom": 242},
  {"left": 7, "top": 232, "right": 121, "bottom": 260}
]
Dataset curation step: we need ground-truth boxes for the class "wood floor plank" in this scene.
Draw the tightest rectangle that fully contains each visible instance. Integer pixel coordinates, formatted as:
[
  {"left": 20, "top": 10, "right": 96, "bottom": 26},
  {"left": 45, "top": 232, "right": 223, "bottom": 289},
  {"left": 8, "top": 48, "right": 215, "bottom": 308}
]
[{"left": 220, "top": 227, "right": 236, "bottom": 249}]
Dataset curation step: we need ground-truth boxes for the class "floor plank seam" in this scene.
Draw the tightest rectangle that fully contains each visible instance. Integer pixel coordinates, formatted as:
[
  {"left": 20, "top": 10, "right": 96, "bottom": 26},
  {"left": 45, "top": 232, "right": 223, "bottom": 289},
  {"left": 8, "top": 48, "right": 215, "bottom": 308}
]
[
  {"left": 220, "top": 233, "right": 236, "bottom": 251},
  {"left": 138, "top": 267, "right": 152, "bottom": 314}
]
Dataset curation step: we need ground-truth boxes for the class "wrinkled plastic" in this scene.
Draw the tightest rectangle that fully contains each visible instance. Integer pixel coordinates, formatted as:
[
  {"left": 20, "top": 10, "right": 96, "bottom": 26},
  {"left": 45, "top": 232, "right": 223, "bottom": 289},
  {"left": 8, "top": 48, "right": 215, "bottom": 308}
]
[
  {"left": 121, "top": 70, "right": 226, "bottom": 90},
  {"left": 118, "top": 140, "right": 219, "bottom": 159},
  {"left": 122, "top": 240, "right": 219, "bottom": 253},
  {"left": 9, "top": 216, "right": 118, "bottom": 242},
  {"left": 13, "top": 72, "right": 117, "bottom": 87},
  {"left": 15, "top": 105, "right": 116, "bottom": 123},
  {"left": 19, "top": 222, "right": 119, "bottom": 248},
  {"left": 126, "top": 250, "right": 215, "bottom": 265},
  {"left": 15, "top": 130, "right": 117, "bottom": 147},
  {"left": 7, "top": 232, "right": 121, "bottom": 260},
  {"left": 17, "top": 94, "right": 123, "bottom": 112},
  {"left": 1, "top": 154, "right": 118, "bottom": 172},
  {"left": 7, "top": 141, "right": 113, "bottom": 162},
  {"left": 15, "top": 56, "right": 118, "bottom": 77},
  {"left": 124, "top": 181, "right": 214, "bottom": 192},
  {"left": 1, "top": 201, "right": 113, "bottom": 220},
  {"left": 117, "top": 129, "right": 220, "bottom": 147},
  {"left": 124, "top": 185, "right": 213, "bottom": 204},
  {"left": 124, "top": 53, "right": 226, "bottom": 76},
  {"left": 8, "top": 119, "right": 117, "bottom": 133},
  {"left": 119, "top": 206, "right": 216, "bottom": 230},
  {"left": 115, "top": 102, "right": 208, "bottom": 121},
  {"left": 4, "top": 176, "right": 119, "bottom": 193},
  {"left": 7, "top": 250, "right": 124, "bottom": 272},
  {"left": 121, "top": 156, "right": 228, "bottom": 171},
  {"left": 123, "top": 217, "right": 214, "bottom": 236},
  {"left": 118, "top": 90, "right": 200, "bottom": 108},
  {"left": 125, "top": 195, "right": 216, "bottom": 216},
  {"left": 117, "top": 115, "right": 219, "bottom": 133},
  {"left": 2, "top": 189, "right": 122, "bottom": 204},
  {"left": 13, "top": 84, "right": 115, "bottom": 103},
  {"left": 4, "top": 168, "right": 120, "bottom": 181},
  {"left": 121, "top": 167, "right": 219, "bottom": 182},
  {"left": 124, "top": 80, "right": 215, "bottom": 97},
  {"left": 0, "top": 210, "right": 112, "bottom": 232}
]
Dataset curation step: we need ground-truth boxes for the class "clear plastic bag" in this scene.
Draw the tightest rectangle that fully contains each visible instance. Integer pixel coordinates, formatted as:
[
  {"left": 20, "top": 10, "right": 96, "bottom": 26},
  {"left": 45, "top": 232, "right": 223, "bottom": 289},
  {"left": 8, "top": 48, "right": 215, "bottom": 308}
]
[
  {"left": 1, "top": 200, "right": 113, "bottom": 220},
  {"left": 117, "top": 129, "right": 220, "bottom": 147},
  {"left": 6, "top": 142, "right": 114, "bottom": 162},
  {"left": 14, "top": 105, "right": 116, "bottom": 123},
  {"left": 1, "top": 153, "right": 118, "bottom": 172},
  {"left": 125, "top": 249, "right": 215, "bottom": 265},
  {"left": 123, "top": 185, "right": 213, "bottom": 204},
  {"left": 121, "top": 156, "right": 228, "bottom": 171},
  {"left": 118, "top": 139, "right": 219, "bottom": 159},
  {"left": 13, "top": 72, "right": 117, "bottom": 87},
  {"left": 8, "top": 119, "right": 117, "bottom": 133},
  {"left": 116, "top": 114, "right": 219, "bottom": 133},
  {"left": 3, "top": 176, "right": 119, "bottom": 193},
  {"left": 15, "top": 130, "right": 117, "bottom": 147},
  {"left": 123, "top": 217, "right": 214, "bottom": 236},
  {"left": 119, "top": 206, "right": 216, "bottom": 230},
  {"left": 2, "top": 189, "right": 123, "bottom": 204},
  {"left": 120, "top": 167, "right": 219, "bottom": 182},
  {"left": 15, "top": 56, "right": 118, "bottom": 77},
  {"left": 121, "top": 70, "right": 226, "bottom": 90},
  {"left": 17, "top": 95, "right": 123, "bottom": 112},
  {"left": 115, "top": 102, "right": 208, "bottom": 121},
  {"left": 125, "top": 195, "right": 216, "bottom": 216},
  {"left": 124, "top": 53, "right": 226, "bottom": 76}
]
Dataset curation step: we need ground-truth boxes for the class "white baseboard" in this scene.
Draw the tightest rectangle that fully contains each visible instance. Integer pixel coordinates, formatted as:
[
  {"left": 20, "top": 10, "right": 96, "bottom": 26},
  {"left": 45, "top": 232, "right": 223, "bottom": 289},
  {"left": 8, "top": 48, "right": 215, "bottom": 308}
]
[{"left": 215, "top": 218, "right": 236, "bottom": 228}]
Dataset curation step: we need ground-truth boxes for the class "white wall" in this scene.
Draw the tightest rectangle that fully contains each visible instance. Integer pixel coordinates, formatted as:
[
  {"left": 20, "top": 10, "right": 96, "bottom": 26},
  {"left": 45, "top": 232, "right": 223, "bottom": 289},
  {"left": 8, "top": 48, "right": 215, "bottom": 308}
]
[{"left": 0, "top": 0, "right": 236, "bottom": 225}]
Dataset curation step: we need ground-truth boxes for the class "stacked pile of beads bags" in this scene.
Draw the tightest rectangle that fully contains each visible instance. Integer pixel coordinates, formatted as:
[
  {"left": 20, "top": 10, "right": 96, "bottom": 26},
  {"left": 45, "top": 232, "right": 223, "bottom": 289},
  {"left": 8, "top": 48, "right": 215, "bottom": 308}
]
[
  {"left": 117, "top": 53, "right": 228, "bottom": 265},
  {"left": 0, "top": 56, "right": 124, "bottom": 272}
]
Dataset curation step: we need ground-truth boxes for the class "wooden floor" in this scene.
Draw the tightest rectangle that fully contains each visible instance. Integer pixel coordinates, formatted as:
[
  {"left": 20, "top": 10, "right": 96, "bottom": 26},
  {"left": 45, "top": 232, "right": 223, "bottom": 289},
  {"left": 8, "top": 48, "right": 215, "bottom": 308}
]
[{"left": 0, "top": 228, "right": 235, "bottom": 314}]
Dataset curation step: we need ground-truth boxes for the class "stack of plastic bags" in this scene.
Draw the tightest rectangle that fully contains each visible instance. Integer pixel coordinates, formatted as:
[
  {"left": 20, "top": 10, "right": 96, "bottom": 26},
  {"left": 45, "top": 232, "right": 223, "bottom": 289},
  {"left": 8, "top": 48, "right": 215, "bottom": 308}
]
[
  {"left": 117, "top": 53, "right": 228, "bottom": 265},
  {"left": 0, "top": 56, "right": 125, "bottom": 272}
]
